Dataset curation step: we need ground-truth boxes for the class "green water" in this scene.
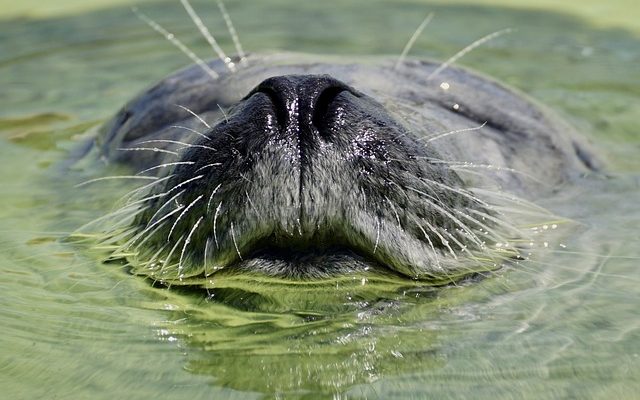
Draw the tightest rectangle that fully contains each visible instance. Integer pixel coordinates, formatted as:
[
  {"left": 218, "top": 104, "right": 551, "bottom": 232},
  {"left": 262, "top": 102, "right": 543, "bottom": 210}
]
[{"left": 1, "top": 1, "right": 639, "bottom": 398}]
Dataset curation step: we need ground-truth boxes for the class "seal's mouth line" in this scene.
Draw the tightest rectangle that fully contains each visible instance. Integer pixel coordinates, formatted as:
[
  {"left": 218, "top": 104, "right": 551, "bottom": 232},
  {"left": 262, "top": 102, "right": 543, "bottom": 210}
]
[
  {"left": 205, "top": 223, "right": 405, "bottom": 277},
  {"left": 224, "top": 244, "right": 398, "bottom": 277}
]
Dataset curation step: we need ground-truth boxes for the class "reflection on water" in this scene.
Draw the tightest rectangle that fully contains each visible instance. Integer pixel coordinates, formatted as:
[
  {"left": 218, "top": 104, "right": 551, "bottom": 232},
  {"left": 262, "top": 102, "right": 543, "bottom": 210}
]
[{"left": 1, "top": 1, "right": 639, "bottom": 398}]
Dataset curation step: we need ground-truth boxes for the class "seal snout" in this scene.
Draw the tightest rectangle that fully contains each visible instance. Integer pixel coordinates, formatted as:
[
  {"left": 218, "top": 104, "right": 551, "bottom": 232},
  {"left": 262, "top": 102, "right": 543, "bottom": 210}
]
[{"left": 125, "top": 73, "right": 498, "bottom": 281}]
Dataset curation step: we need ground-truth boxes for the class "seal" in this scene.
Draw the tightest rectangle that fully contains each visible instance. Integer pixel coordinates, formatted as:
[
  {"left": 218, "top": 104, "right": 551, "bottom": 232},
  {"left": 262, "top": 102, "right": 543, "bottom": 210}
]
[{"left": 89, "top": 8, "right": 600, "bottom": 286}]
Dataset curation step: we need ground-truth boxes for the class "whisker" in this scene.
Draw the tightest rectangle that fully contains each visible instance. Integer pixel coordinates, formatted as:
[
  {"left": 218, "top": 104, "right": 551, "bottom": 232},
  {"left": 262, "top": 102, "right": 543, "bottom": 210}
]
[
  {"left": 421, "top": 122, "right": 486, "bottom": 143},
  {"left": 422, "top": 218, "right": 458, "bottom": 258},
  {"left": 129, "top": 206, "right": 185, "bottom": 249},
  {"left": 213, "top": 201, "right": 223, "bottom": 248},
  {"left": 203, "top": 237, "right": 212, "bottom": 276},
  {"left": 174, "top": 104, "right": 212, "bottom": 129},
  {"left": 413, "top": 218, "right": 444, "bottom": 263},
  {"left": 395, "top": 12, "right": 434, "bottom": 70},
  {"left": 118, "top": 147, "right": 179, "bottom": 156},
  {"left": 137, "top": 139, "right": 216, "bottom": 152},
  {"left": 142, "top": 243, "right": 168, "bottom": 271},
  {"left": 146, "top": 189, "right": 185, "bottom": 227},
  {"left": 195, "top": 163, "right": 221, "bottom": 173},
  {"left": 427, "top": 28, "right": 512, "bottom": 80},
  {"left": 373, "top": 217, "right": 381, "bottom": 254},
  {"left": 230, "top": 221, "right": 243, "bottom": 260},
  {"left": 453, "top": 209, "right": 508, "bottom": 244},
  {"left": 164, "top": 174, "right": 204, "bottom": 196},
  {"left": 206, "top": 183, "right": 222, "bottom": 213},
  {"left": 137, "top": 162, "right": 194, "bottom": 176},
  {"left": 423, "top": 159, "right": 545, "bottom": 185},
  {"left": 179, "top": 215, "right": 204, "bottom": 277},
  {"left": 384, "top": 195, "right": 402, "bottom": 225},
  {"left": 217, "top": 103, "right": 229, "bottom": 123},
  {"left": 217, "top": 0, "right": 246, "bottom": 64},
  {"left": 415, "top": 175, "right": 489, "bottom": 208},
  {"left": 466, "top": 208, "right": 526, "bottom": 238},
  {"left": 472, "top": 188, "right": 552, "bottom": 213},
  {"left": 405, "top": 186, "right": 484, "bottom": 248},
  {"left": 75, "top": 175, "right": 157, "bottom": 188},
  {"left": 169, "top": 125, "right": 211, "bottom": 141},
  {"left": 75, "top": 205, "right": 141, "bottom": 233},
  {"left": 245, "top": 189, "right": 259, "bottom": 215},
  {"left": 179, "top": 0, "right": 235, "bottom": 71},
  {"left": 167, "top": 194, "right": 203, "bottom": 241},
  {"left": 160, "top": 234, "right": 185, "bottom": 277},
  {"left": 132, "top": 7, "right": 219, "bottom": 80}
]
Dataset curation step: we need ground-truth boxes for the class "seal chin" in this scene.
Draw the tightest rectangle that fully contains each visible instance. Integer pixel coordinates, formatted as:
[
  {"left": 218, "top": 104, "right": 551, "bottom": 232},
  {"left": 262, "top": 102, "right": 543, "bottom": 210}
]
[{"left": 122, "top": 74, "right": 504, "bottom": 282}]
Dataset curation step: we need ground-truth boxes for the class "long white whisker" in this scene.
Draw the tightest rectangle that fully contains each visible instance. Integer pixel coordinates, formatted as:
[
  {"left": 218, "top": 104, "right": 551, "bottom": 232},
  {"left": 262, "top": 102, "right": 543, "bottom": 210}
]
[
  {"left": 421, "top": 122, "right": 486, "bottom": 143},
  {"left": 175, "top": 104, "right": 211, "bottom": 129},
  {"left": 413, "top": 157, "right": 544, "bottom": 184},
  {"left": 384, "top": 196, "right": 402, "bottom": 225},
  {"left": 217, "top": 104, "right": 229, "bottom": 123},
  {"left": 195, "top": 163, "right": 221, "bottom": 173},
  {"left": 427, "top": 28, "right": 512, "bottom": 80},
  {"left": 146, "top": 189, "right": 185, "bottom": 227},
  {"left": 179, "top": 216, "right": 204, "bottom": 277},
  {"left": 160, "top": 234, "right": 185, "bottom": 277},
  {"left": 416, "top": 176, "right": 489, "bottom": 208},
  {"left": 132, "top": 7, "right": 219, "bottom": 80},
  {"left": 169, "top": 125, "right": 211, "bottom": 141},
  {"left": 373, "top": 217, "right": 381, "bottom": 254},
  {"left": 136, "top": 162, "right": 194, "bottom": 176},
  {"left": 206, "top": 183, "right": 222, "bottom": 213},
  {"left": 164, "top": 174, "right": 204, "bottom": 196},
  {"left": 75, "top": 175, "right": 157, "bottom": 188},
  {"left": 167, "top": 194, "right": 203, "bottom": 241},
  {"left": 405, "top": 186, "right": 484, "bottom": 248},
  {"left": 395, "top": 13, "right": 434, "bottom": 70},
  {"left": 203, "top": 238, "right": 212, "bottom": 276},
  {"left": 74, "top": 205, "right": 140, "bottom": 232},
  {"left": 118, "top": 147, "right": 178, "bottom": 156},
  {"left": 129, "top": 205, "right": 185, "bottom": 249},
  {"left": 217, "top": 0, "right": 246, "bottom": 64},
  {"left": 213, "top": 201, "right": 223, "bottom": 248},
  {"left": 179, "top": 0, "right": 235, "bottom": 71},
  {"left": 422, "top": 218, "right": 458, "bottom": 259},
  {"left": 137, "top": 139, "right": 216, "bottom": 152},
  {"left": 230, "top": 222, "right": 243, "bottom": 260},
  {"left": 472, "top": 188, "right": 552, "bottom": 213},
  {"left": 466, "top": 208, "right": 524, "bottom": 238},
  {"left": 454, "top": 209, "right": 508, "bottom": 244}
]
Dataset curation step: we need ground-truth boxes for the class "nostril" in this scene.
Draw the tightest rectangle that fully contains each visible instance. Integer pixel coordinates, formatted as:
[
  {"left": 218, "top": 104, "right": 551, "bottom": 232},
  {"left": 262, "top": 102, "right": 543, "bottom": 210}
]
[
  {"left": 254, "top": 86, "right": 289, "bottom": 132},
  {"left": 247, "top": 75, "right": 356, "bottom": 135},
  {"left": 312, "top": 86, "right": 347, "bottom": 132}
]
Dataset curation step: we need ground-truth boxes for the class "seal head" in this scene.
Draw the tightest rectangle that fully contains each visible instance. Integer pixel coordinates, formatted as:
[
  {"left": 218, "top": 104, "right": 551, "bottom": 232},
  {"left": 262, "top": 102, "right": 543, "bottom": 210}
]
[{"left": 93, "top": 54, "right": 599, "bottom": 285}]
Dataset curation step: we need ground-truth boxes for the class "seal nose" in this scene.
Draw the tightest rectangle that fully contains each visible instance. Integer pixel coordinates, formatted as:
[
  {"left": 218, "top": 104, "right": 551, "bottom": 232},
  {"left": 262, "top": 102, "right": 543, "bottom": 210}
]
[{"left": 249, "top": 74, "right": 353, "bottom": 134}]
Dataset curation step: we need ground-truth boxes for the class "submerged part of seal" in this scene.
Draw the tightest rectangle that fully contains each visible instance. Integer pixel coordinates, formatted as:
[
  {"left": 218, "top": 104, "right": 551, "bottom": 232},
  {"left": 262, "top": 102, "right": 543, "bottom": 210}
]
[{"left": 93, "top": 53, "right": 598, "bottom": 283}]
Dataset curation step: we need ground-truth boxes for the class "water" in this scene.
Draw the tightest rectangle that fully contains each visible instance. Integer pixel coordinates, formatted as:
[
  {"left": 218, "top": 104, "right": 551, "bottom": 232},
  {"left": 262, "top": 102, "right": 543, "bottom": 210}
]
[{"left": 1, "top": 1, "right": 639, "bottom": 398}]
